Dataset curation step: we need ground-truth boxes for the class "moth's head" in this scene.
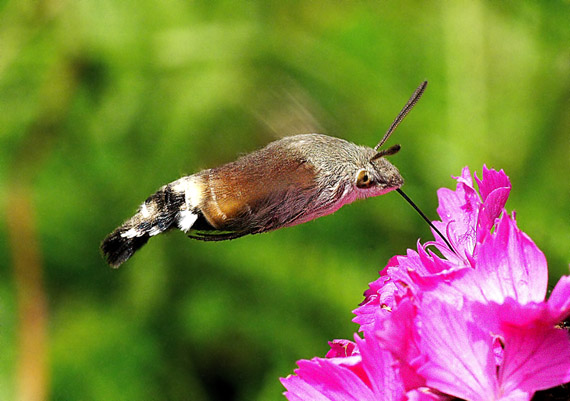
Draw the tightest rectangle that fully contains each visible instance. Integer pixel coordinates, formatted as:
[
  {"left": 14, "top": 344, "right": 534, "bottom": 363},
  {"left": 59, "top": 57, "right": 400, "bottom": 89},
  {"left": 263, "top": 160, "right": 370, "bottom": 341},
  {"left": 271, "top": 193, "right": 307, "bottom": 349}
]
[
  {"left": 351, "top": 79, "right": 427, "bottom": 197},
  {"left": 353, "top": 144, "right": 403, "bottom": 196}
]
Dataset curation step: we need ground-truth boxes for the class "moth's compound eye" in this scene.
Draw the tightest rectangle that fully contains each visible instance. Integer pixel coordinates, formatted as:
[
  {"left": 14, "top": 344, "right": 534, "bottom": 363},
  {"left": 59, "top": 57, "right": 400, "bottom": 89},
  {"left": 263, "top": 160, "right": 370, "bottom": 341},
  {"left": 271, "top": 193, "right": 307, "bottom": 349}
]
[{"left": 356, "top": 169, "right": 372, "bottom": 188}]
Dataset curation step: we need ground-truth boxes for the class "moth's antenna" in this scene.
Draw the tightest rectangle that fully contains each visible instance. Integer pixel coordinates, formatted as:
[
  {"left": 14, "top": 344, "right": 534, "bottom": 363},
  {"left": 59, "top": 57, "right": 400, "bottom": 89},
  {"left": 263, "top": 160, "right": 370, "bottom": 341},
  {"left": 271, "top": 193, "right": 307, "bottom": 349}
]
[
  {"left": 370, "top": 144, "right": 401, "bottom": 162},
  {"left": 374, "top": 81, "right": 428, "bottom": 151},
  {"left": 396, "top": 188, "right": 457, "bottom": 256}
]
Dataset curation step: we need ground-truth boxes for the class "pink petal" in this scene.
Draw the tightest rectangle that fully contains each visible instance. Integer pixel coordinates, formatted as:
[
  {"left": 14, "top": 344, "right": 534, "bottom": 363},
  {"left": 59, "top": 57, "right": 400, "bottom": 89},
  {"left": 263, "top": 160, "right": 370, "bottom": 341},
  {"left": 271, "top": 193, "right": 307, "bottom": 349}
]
[
  {"left": 385, "top": 246, "right": 460, "bottom": 297},
  {"left": 496, "top": 390, "right": 532, "bottom": 401},
  {"left": 374, "top": 298, "right": 426, "bottom": 390},
  {"left": 472, "top": 166, "right": 511, "bottom": 248},
  {"left": 476, "top": 186, "right": 509, "bottom": 244},
  {"left": 355, "top": 334, "right": 406, "bottom": 400},
  {"left": 458, "top": 165, "right": 475, "bottom": 187},
  {"left": 281, "top": 357, "right": 376, "bottom": 401},
  {"left": 499, "top": 323, "right": 570, "bottom": 395},
  {"left": 469, "top": 300, "right": 570, "bottom": 397},
  {"left": 425, "top": 213, "right": 548, "bottom": 306},
  {"left": 432, "top": 166, "right": 512, "bottom": 260},
  {"left": 475, "top": 165, "right": 511, "bottom": 203},
  {"left": 434, "top": 186, "right": 479, "bottom": 258},
  {"left": 547, "top": 275, "right": 570, "bottom": 322},
  {"left": 353, "top": 261, "right": 399, "bottom": 333},
  {"left": 485, "top": 299, "right": 545, "bottom": 329},
  {"left": 282, "top": 374, "right": 340, "bottom": 401},
  {"left": 326, "top": 340, "right": 359, "bottom": 358},
  {"left": 416, "top": 299, "right": 499, "bottom": 401},
  {"left": 374, "top": 298, "right": 419, "bottom": 363},
  {"left": 473, "top": 213, "right": 547, "bottom": 304},
  {"left": 406, "top": 389, "right": 454, "bottom": 401}
]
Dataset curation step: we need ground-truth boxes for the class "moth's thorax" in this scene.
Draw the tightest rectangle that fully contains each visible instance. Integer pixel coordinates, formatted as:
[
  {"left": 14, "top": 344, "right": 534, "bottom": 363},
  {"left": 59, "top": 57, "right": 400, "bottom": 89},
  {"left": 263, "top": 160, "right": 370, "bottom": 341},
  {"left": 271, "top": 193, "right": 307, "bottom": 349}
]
[
  {"left": 279, "top": 133, "right": 403, "bottom": 222},
  {"left": 287, "top": 133, "right": 403, "bottom": 189}
]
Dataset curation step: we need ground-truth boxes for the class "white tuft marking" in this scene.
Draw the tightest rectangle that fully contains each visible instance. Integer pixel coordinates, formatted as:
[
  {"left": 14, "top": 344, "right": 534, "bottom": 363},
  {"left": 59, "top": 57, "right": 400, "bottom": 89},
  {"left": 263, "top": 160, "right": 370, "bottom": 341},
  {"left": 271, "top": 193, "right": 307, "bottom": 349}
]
[
  {"left": 184, "top": 176, "right": 203, "bottom": 209},
  {"left": 140, "top": 202, "right": 150, "bottom": 218},
  {"left": 148, "top": 226, "right": 162, "bottom": 236},
  {"left": 178, "top": 210, "right": 198, "bottom": 232},
  {"left": 171, "top": 176, "right": 204, "bottom": 211},
  {"left": 121, "top": 228, "right": 140, "bottom": 239},
  {"left": 170, "top": 179, "right": 186, "bottom": 193}
]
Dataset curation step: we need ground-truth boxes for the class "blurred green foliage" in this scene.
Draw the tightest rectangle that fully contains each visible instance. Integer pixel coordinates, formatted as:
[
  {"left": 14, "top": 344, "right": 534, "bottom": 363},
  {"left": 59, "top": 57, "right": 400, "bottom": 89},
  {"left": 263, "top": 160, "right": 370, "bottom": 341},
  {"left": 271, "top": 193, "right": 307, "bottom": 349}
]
[{"left": 1, "top": 1, "right": 569, "bottom": 400}]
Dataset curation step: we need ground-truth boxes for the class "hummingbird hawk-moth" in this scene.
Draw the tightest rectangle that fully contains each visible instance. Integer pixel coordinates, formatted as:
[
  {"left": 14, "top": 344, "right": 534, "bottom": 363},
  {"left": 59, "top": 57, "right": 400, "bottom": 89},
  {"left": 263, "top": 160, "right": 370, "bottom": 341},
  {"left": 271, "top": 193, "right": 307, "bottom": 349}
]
[{"left": 101, "top": 81, "right": 450, "bottom": 267}]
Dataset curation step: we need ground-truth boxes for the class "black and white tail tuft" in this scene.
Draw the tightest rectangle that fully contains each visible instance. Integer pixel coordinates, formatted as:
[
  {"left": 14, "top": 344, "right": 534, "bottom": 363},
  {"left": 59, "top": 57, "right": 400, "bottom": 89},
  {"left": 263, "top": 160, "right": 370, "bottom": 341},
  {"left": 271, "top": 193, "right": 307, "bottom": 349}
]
[{"left": 101, "top": 182, "right": 193, "bottom": 268}]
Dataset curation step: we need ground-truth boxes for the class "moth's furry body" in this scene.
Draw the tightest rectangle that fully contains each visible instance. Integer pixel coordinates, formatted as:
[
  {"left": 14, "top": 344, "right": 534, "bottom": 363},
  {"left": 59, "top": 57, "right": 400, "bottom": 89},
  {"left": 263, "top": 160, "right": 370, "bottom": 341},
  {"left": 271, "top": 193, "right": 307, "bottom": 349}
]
[
  {"left": 101, "top": 81, "right": 429, "bottom": 267},
  {"left": 101, "top": 133, "right": 403, "bottom": 267}
]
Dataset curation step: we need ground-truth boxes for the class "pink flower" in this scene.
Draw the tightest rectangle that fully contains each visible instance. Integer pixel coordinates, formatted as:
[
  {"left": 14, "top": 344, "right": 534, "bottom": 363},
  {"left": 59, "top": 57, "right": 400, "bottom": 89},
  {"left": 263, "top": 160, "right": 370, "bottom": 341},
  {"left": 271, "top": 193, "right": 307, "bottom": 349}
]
[
  {"left": 353, "top": 257, "right": 400, "bottom": 333},
  {"left": 282, "top": 166, "right": 570, "bottom": 400},
  {"left": 281, "top": 335, "right": 406, "bottom": 401},
  {"left": 417, "top": 212, "right": 548, "bottom": 307},
  {"left": 432, "top": 165, "right": 511, "bottom": 262},
  {"left": 412, "top": 296, "right": 570, "bottom": 401}
]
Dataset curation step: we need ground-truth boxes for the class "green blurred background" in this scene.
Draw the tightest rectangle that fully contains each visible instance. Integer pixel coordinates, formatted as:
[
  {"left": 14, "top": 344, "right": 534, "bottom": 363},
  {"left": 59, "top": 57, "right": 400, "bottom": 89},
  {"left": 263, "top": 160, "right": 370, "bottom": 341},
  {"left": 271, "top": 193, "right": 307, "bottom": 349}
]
[{"left": 1, "top": 1, "right": 569, "bottom": 400}]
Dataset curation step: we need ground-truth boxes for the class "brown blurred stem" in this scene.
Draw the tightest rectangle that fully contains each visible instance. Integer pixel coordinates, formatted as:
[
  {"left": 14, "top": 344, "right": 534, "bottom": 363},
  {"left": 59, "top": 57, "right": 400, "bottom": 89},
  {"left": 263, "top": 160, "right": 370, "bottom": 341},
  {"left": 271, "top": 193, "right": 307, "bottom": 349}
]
[
  {"left": 6, "top": 56, "right": 77, "bottom": 400},
  {"left": 7, "top": 186, "right": 49, "bottom": 401}
]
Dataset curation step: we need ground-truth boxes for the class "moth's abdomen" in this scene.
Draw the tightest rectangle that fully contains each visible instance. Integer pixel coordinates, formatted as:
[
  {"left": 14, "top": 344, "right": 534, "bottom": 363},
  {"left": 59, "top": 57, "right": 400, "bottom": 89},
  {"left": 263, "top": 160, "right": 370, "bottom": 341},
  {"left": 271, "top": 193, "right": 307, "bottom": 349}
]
[
  {"left": 101, "top": 178, "right": 200, "bottom": 267},
  {"left": 194, "top": 148, "right": 317, "bottom": 236}
]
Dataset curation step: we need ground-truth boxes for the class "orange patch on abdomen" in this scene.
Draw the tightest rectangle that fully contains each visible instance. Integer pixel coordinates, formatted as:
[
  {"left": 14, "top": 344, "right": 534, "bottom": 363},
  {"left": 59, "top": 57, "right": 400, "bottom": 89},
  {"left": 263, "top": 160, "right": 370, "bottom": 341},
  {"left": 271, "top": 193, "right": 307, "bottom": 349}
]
[{"left": 197, "top": 145, "right": 316, "bottom": 231}]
